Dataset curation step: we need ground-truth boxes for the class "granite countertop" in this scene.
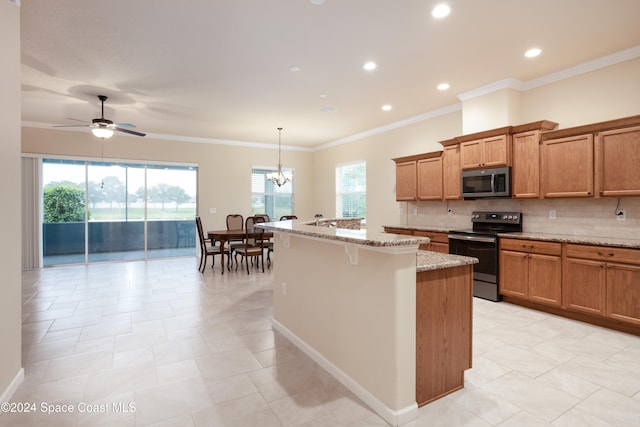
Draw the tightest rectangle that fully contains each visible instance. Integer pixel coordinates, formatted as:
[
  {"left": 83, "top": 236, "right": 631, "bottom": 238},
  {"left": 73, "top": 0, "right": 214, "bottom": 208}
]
[
  {"left": 499, "top": 232, "right": 640, "bottom": 249},
  {"left": 384, "top": 225, "right": 640, "bottom": 250},
  {"left": 259, "top": 221, "right": 429, "bottom": 248},
  {"left": 416, "top": 250, "right": 478, "bottom": 272}
]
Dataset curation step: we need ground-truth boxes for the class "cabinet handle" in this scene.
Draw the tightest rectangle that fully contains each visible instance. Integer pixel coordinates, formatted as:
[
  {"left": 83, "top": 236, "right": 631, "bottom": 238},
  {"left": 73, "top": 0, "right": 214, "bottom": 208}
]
[
  {"left": 600, "top": 263, "right": 605, "bottom": 268},
  {"left": 587, "top": 192, "right": 592, "bottom": 195},
  {"left": 522, "top": 244, "right": 535, "bottom": 249},
  {"left": 598, "top": 252, "right": 614, "bottom": 257}
]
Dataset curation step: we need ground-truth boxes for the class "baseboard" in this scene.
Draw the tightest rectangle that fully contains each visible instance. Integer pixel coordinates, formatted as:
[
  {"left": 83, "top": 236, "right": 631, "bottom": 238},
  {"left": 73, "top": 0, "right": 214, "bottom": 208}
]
[
  {"left": 271, "top": 319, "right": 418, "bottom": 426},
  {"left": 0, "top": 368, "right": 24, "bottom": 403}
]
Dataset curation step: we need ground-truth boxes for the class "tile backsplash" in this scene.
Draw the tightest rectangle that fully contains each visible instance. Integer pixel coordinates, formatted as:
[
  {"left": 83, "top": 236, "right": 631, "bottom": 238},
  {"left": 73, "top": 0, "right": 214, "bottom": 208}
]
[{"left": 401, "top": 197, "right": 640, "bottom": 239}]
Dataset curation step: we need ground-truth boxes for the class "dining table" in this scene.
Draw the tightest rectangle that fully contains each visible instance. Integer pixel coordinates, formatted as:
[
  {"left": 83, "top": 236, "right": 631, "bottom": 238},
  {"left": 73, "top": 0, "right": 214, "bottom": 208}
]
[{"left": 207, "top": 229, "right": 273, "bottom": 274}]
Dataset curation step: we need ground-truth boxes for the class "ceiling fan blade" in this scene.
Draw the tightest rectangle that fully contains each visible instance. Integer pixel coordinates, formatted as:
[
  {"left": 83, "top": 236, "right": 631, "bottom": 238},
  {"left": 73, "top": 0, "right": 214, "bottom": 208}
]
[
  {"left": 53, "top": 124, "right": 89, "bottom": 128},
  {"left": 115, "top": 123, "right": 136, "bottom": 128},
  {"left": 65, "top": 117, "right": 90, "bottom": 123},
  {"left": 114, "top": 127, "right": 146, "bottom": 137}
]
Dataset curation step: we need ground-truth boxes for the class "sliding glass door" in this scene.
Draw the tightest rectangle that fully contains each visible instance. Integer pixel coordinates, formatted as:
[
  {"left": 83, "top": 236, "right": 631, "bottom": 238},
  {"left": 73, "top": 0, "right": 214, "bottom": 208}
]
[{"left": 42, "top": 158, "right": 197, "bottom": 266}]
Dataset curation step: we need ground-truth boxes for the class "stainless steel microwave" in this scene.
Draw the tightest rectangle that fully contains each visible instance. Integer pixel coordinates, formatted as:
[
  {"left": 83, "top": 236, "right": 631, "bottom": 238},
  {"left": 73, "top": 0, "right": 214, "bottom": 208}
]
[{"left": 461, "top": 166, "right": 511, "bottom": 198}]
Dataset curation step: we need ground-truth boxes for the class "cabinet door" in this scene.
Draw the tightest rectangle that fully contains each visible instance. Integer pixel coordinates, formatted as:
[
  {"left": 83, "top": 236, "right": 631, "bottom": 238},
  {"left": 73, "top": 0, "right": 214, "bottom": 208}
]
[
  {"left": 606, "top": 262, "right": 640, "bottom": 325},
  {"left": 595, "top": 125, "right": 640, "bottom": 197},
  {"left": 512, "top": 131, "right": 541, "bottom": 199},
  {"left": 563, "top": 257, "right": 606, "bottom": 316},
  {"left": 541, "top": 134, "right": 594, "bottom": 198},
  {"left": 528, "top": 253, "right": 562, "bottom": 307},
  {"left": 443, "top": 145, "right": 461, "bottom": 199},
  {"left": 460, "top": 140, "right": 483, "bottom": 169},
  {"left": 499, "top": 250, "right": 528, "bottom": 298},
  {"left": 482, "top": 135, "right": 510, "bottom": 167},
  {"left": 395, "top": 160, "right": 417, "bottom": 201},
  {"left": 417, "top": 157, "right": 443, "bottom": 200}
]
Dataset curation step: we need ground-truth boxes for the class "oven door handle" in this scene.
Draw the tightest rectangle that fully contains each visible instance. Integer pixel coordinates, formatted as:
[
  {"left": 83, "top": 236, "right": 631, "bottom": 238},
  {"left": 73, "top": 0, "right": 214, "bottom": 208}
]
[{"left": 448, "top": 234, "right": 496, "bottom": 244}]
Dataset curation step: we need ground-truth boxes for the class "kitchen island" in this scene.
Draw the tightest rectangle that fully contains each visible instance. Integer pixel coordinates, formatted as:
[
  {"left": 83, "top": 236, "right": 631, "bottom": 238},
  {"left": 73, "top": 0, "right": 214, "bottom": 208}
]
[{"left": 259, "top": 221, "right": 477, "bottom": 426}]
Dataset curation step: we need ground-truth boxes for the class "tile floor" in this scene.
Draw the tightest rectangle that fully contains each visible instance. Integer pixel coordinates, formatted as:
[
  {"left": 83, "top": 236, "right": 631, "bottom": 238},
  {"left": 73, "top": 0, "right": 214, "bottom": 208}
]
[{"left": 2, "top": 257, "right": 639, "bottom": 426}]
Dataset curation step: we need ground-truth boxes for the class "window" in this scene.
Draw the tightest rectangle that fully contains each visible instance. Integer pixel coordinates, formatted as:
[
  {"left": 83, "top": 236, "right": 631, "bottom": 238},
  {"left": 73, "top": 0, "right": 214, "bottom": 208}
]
[
  {"left": 251, "top": 167, "right": 294, "bottom": 220},
  {"left": 336, "top": 161, "right": 366, "bottom": 218},
  {"left": 42, "top": 158, "right": 197, "bottom": 265}
]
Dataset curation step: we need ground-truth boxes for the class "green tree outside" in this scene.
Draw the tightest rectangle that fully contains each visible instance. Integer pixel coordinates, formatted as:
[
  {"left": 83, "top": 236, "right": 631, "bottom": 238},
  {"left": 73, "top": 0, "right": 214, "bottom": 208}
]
[{"left": 43, "top": 184, "right": 88, "bottom": 222}]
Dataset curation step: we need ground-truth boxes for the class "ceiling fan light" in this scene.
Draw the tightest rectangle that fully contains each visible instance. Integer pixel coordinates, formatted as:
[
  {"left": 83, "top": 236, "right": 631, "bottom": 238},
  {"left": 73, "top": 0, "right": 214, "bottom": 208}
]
[{"left": 91, "top": 127, "right": 114, "bottom": 139}]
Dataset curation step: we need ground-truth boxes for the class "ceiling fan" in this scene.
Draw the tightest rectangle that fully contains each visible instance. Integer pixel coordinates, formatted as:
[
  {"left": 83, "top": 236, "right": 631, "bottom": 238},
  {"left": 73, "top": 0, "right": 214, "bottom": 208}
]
[{"left": 54, "top": 95, "right": 146, "bottom": 138}]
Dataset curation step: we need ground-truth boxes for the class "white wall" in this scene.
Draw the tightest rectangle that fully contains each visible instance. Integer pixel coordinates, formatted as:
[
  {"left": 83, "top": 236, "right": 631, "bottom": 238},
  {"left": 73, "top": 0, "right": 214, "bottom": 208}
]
[{"left": 0, "top": 0, "right": 24, "bottom": 402}]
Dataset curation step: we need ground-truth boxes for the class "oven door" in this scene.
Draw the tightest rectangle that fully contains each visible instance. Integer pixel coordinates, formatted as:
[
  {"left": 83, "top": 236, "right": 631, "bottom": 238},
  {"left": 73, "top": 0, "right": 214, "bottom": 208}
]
[{"left": 448, "top": 233, "right": 500, "bottom": 301}]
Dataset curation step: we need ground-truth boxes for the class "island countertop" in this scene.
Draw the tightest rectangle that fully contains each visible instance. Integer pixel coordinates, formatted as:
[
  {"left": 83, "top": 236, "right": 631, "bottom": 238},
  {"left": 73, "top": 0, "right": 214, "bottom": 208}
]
[
  {"left": 416, "top": 250, "right": 478, "bottom": 272},
  {"left": 259, "top": 220, "right": 429, "bottom": 247}
]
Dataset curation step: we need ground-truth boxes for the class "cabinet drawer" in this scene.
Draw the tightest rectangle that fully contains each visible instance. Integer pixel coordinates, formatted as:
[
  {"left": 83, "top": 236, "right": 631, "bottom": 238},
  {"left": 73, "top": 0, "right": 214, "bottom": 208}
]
[
  {"left": 566, "top": 244, "right": 640, "bottom": 264},
  {"left": 500, "top": 238, "right": 561, "bottom": 256},
  {"left": 414, "top": 230, "right": 449, "bottom": 243}
]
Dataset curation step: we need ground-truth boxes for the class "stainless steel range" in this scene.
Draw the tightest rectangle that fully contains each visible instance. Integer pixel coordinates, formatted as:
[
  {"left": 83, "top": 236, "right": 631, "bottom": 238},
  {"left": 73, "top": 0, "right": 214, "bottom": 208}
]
[{"left": 448, "top": 211, "right": 523, "bottom": 302}]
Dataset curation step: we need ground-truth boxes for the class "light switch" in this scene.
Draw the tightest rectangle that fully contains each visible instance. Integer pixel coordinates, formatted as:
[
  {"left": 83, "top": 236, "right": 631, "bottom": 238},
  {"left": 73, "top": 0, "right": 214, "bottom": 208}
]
[{"left": 209, "top": 208, "right": 216, "bottom": 214}]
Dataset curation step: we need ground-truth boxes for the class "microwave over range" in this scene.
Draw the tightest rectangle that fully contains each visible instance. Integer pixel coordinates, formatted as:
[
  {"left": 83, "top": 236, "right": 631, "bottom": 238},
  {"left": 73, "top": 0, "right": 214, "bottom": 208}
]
[{"left": 461, "top": 166, "right": 511, "bottom": 199}]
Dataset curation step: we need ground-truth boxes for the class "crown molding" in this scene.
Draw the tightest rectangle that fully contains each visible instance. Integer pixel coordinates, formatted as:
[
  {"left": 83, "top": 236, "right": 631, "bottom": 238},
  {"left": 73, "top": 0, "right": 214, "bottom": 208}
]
[{"left": 313, "top": 103, "right": 462, "bottom": 152}]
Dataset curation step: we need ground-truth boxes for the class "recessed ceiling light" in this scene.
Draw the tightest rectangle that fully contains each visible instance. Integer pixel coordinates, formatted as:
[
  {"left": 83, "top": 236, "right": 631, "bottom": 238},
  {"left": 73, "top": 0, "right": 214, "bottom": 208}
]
[
  {"left": 289, "top": 65, "right": 301, "bottom": 72},
  {"left": 431, "top": 3, "right": 451, "bottom": 18},
  {"left": 525, "top": 48, "right": 542, "bottom": 58},
  {"left": 319, "top": 93, "right": 328, "bottom": 98},
  {"left": 363, "top": 61, "right": 377, "bottom": 71},
  {"left": 382, "top": 105, "right": 392, "bottom": 111},
  {"left": 320, "top": 107, "right": 337, "bottom": 113},
  {"left": 310, "top": 0, "right": 326, "bottom": 5},
  {"left": 437, "top": 83, "right": 450, "bottom": 91}
]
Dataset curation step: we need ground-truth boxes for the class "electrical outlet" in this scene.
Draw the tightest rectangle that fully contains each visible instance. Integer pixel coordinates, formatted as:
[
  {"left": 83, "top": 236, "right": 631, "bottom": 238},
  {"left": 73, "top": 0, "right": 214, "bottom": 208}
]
[
  {"left": 209, "top": 207, "right": 216, "bottom": 214},
  {"left": 282, "top": 282, "right": 287, "bottom": 295},
  {"left": 447, "top": 208, "right": 453, "bottom": 216},
  {"left": 616, "top": 210, "right": 626, "bottom": 221},
  {"left": 549, "top": 210, "right": 556, "bottom": 219}
]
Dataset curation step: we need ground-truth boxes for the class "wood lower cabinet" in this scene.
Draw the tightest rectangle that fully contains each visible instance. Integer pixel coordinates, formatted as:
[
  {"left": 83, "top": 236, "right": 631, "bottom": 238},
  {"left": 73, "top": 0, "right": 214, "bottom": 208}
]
[
  {"left": 416, "top": 264, "right": 472, "bottom": 406},
  {"left": 499, "top": 238, "right": 562, "bottom": 307},
  {"left": 414, "top": 230, "right": 449, "bottom": 253},
  {"left": 564, "top": 244, "right": 640, "bottom": 326}
]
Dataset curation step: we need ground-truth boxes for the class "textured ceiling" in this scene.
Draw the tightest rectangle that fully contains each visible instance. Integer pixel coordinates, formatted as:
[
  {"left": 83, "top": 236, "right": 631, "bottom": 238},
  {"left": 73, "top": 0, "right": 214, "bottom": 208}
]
[{"left": 20, "top": 0, "right": 640, "bottom": 148}]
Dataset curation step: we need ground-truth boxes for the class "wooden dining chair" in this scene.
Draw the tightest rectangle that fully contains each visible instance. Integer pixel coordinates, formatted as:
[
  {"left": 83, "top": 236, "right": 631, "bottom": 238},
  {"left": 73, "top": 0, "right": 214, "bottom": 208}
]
[
  {"left": 195, "top": 216, "right": 229, "bottom": 273},
  {"left": 226, "top": 214, "right": 244, "bottom": 268},
  {"left": 234, "top": 216, "right": 266, "bottom": 274}
]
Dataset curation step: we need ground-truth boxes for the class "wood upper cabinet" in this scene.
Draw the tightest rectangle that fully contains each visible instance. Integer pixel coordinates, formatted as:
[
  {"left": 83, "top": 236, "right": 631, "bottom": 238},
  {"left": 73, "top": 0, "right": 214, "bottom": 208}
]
[
  {"left": 499, "top": 238, "right": 562, "bottom": 307},
  {"left": 595, "top": 125, "right": 640, "bottom": 197},
  {"left": 460, "top": 134, "right": 511, "bottom": 170},
  {"left": 394, "top": 160, "right": 417, "bottom": 201},
  {"left": 564, "top": 244, "right": 640, "bottom": 326},
  {"left": 512, "top": 130, "right": 542, "bottom": 199},
  {"left": 541, "top": 134, "right": 594, "bottom": 198},
  {"left": 441, "top": 140, "right": 461, "bottom": 200},
  {"left": 393, "top": 152, "right": 443, "bottom": 201},
  {"left": 417, "top": 155, "right": 443, "bottom": 200}
]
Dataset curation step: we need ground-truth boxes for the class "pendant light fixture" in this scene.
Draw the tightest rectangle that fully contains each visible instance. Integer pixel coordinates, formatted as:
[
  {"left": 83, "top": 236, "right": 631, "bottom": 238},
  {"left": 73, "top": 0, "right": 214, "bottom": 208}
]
[{"left": 267, "top": 127, "right": 290, "bottom": 187}]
